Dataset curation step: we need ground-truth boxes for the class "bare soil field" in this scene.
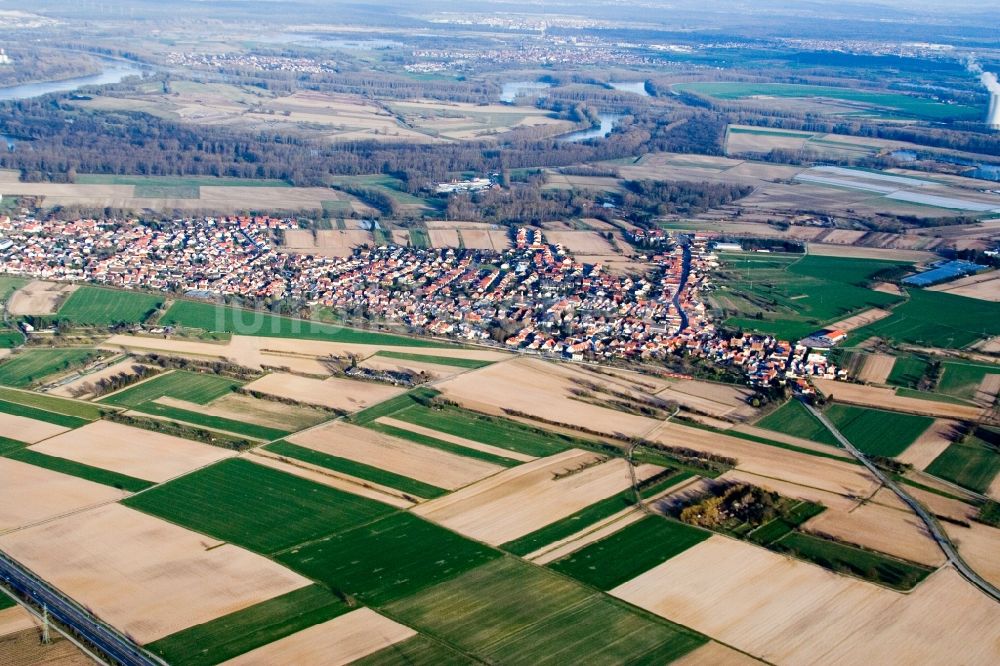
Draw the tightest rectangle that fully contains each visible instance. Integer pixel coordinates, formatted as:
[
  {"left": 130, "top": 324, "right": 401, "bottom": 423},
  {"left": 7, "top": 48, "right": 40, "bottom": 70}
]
[
  {"left": 813, "top": 378, "right": 985, "bottom": 420},
  {"left": 654, "top": 421, "right": 879, "bottom": 499},
  {"left": 975, "top": 373, "right": 1000, "bottom": 407},
  {"left": 896, "top": 419, "right": 958, "bottom": 470},
  {"left": 288, "top": 421, "right": 505, "bottom": 490},
  {"left": 672, "top": 641, "right": 763, "bottom": 666},
  {"left": 376, "top": 416, "right": 534, "bottom": 462},
  {"left": 856, "top": 352, "right": 896, "bottom": 384},
  {"left": 457, "top": 229, "right": 496, "bottom": 250},
  {"left": 249, "top": 451, "right": 414, "bottom": 509},
  {"left": 435, "top": 358, "right": 659, "bottom": 439},
  {"left": 906, "top": 485, "right": 978, "bottom": 523},
  {"left": 712, "top": 469, "right": 861, "bottom": 513},
  {"left": 805, "top": 244, "right": 936, "bottom": 261},
  {"left": 655, "top": 380, "right": 758, "bottom": 422},
  {"left": 0, "top": 458, "right": 125, "bottom": 533},
  {"left": 0, "top": 504, "right": 310, "bottom": 644},
  {"left": 427, "top": 228, "right": 461, "bottom": 247},
  {"left": 730, "top": 425, "right": 850, "bottom": 458},
  {"left": 943, "top": 521, "right": 1000, "bottom": 589},
  {"left": 802, "top": 501, "right": 945, "bottom": 567},
  {"left": 542, "top": 231, "right": 617, "bottom": 255},
  {"left": 0, "top": 626, "right": 94, "bottom": 665},
  {"left": 222, "top": 608, "right": 415, "bottom": 666},
  {"left": 7, "top": 281, "right": 77, "bottom": 316},
  {"left": 241, "top": 372, "right": 402, "bottom": 412},
  {"left": 0, "top": 412, "right": 69, "bottom": 444},
  {"left": 0, "top": 606, "right": 37, "bottom": 638},
  {"left": 280, "top": 229, "right": 374, "bottom": 257},
  {"left": 49, "top": 359, "right": 151, "bottom": 400},
  {"left": 412, "top": 449, "right": 662, "bottom": 545},
  {"left": 829, "top": 309, "right": 892, "bottom": 334},
  {"left": 872, "top": 282, "right": 904, "bottom": 295},
  {"left": 972, "top": 335, "right": 1000, "bottom": 354},
  {"left": 30, "top": 420, "right": 234, "bottom": 482},
  {"left": 612, "top": 536, "right": 1000, "bottom": 665},
  {"left": 928, "top": 271, "right": 1000, "bottom": 302}
]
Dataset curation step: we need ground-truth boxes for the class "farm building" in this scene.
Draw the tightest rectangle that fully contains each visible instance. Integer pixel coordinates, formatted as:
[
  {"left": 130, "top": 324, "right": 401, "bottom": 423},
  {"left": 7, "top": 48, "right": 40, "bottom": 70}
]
[{"left": 902, "top": 260, "right": 985, "bottom": 287}]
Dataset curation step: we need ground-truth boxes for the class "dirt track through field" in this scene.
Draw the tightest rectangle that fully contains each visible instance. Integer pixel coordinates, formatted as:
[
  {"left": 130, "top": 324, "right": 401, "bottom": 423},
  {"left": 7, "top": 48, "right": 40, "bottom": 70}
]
[{"left": 0, "top": 504, "right": 310, "bottom": 644}]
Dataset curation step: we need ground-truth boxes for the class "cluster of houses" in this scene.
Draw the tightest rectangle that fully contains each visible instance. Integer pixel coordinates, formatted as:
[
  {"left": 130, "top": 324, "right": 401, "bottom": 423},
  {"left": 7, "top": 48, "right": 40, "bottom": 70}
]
[{"left": 0, "top": 212, "right": 842, "bottom": 388}]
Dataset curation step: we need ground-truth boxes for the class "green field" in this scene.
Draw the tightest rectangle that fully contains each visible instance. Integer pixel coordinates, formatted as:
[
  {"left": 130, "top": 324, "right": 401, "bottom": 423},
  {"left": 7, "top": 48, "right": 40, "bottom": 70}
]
[
  {"left": 160, "top": 300, "right": 448, "bottom": 347},
  {"left": 76, "top": 175, "right": 290, "bottom": 187},
  {"left": 0, "top": 594, "right": 14, "bottom": 611},
  {"left": 145, "top": 585, "right": 349, "bottom": 666},
  {"left": 384, "top": 557, "right": 705, "bottom": 664},
  {"left": 131, "top": 401, "right": 289, "bottom": 441},
  {"left": 353, "top": 635, "right": 471, "bottom": 666},
  {"left": 772, "top": 532, "right": 933, "bottom": 590},
  {"left": 886, "top": 355, "right": 929, "bottom": 388},
  {"left": 850, "top": 290, "right": 1000, "bottom": 348},
  {"left": 713, "top": 253, "right": 903, "bottom": 340},
  {"left": 0, "top": 328, "right": 22, "bottom": 348},
  {"left": 937, "top": 361, "right": 1000, "bottom": 402},
  {"left": 0, "top": 276, "right": 27, "bottom": 300},
  {"left": 329, "top": 174, "right": 433, "bottom": 208},
  {"left": 0, "top": 349, "right": 99, "bottom": 387},
  {"left": 371, "top": 422, "right": 521, "bottom": 467},
  {"left": 265, "top": 440, "right": 448, "bottom": 499},
  {"left": 55, "top": 287, "right": 163, "bottom": 325},
  {"left": 549, "top": 517, "right": 711, "bottom": 590},
  {"left": 925, "top": 435, "right": 1000, "bottom": 494},
  {"left": 0, "top": 436, "right": 27, "bottom": 455},
  {"left": 374, "top": 350, "right": 492, "bottom": 369},
  {"left": 502, "top": 490, "right": 636, "bottom": 556},
  {"left": 125, "top": 458, "right": 394, "bottom": 554},
  {"left": 100, "top": 370, "right": 241, "bottom": 408},
  {"left": 276, "top": 512, "right": 500, "bottom": 605},
  {"left": 407, "top": 227, "right": 431, "bottom": 248},
  {"left": 747, "top": 501, "right": 827, "bottom": 546},
  {"left": 825, "top": 404, "right": 932, "bottom": 457},
  {"left": 675, "top": 82, "right": 979, "bottom": 121},
  {"left": 0, "top": 398, "right": 89, "bottom": 429},
  {"left": 133, "top": 184, "right": 200, "bottom": 198},
  {"left": 0, "top": 387, "right": 102, "bottom": 420},
  {"left": 756, "top": 400, "right": 840, "bottom": 446},
  {"left": 4, "top": 448, "right": 153, "bottom": 492}
]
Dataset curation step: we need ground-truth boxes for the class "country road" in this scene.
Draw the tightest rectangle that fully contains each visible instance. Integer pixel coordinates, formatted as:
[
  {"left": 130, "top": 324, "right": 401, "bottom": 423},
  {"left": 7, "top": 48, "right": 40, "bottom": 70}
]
[
  {"left": 804, "top": 401, "right": 1000, "bottom": 603},
  {"left": 0, "top": 551, "right": 162, "bottom": 666}
]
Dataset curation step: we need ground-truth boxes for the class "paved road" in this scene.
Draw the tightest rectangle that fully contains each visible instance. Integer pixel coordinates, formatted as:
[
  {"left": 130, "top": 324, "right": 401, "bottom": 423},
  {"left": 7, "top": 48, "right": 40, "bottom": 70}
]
[
  {"left": 0, "top": 551, "right": 162, "bottom": 666},
  {"left": 805, "top": 401, "right": 1000, "bottom": 603}
]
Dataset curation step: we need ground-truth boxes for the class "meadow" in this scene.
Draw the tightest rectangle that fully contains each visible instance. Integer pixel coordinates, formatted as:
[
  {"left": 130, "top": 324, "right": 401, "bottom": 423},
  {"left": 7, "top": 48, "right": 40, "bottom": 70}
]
[
  {"left": 549, "top": 517, "right": 711, "bottom": 590},
  {"left": 925, "top": 435, "right": 1000, "bottom": 494},
  {"left": 55, "top": 287, "right": 164, "bottom": 326},
  {"left": 756, "top": 399, "right": 840, "bottom": 447},
  {"left": 384, "top": 557, "right": 705, "bottom": 664},
  {"left": 352, "top": 635, "right": 470, "bottom": 666},
  {"left": 825, "top": 404, "right": 933, "bottom": 457},
  {"left": 0, "top": 349, "right": 99, "bottom": 387},
  {"left": 0, "top": 398, "right": 89, "bottom": 429},
  {"left": 124, "top": 458, "right": 394, "bottom": 554},
  {"left": 674, "top": 82, "right": 979, "bottom": 121},
  {"left": 160, "top": 300, "right": 448, "bottom": 347},
  {"left": 276, "top": 512, "right": 500, "bottom": 605},
  {"left": 145, "top": 584, "right": 349, "bottom": 666},
  {"left": 374, "top": 350, "right": 492, "bottom": 369},
  {"left": 886, "top": 355, "right": 929, "bottom": 388},
  {"left": 712, "top": 253, "right": 902, "bottom": 340},
  {"left": 937, "top": 361, "right": 1000, "bottom": 402},
  {"left": 0, "top": 387, "right": 102, "bottom": 419},
  {"left": 3, "top": 448, "right": 153, "bottom": 492},
  {"left": 265, "top": 440, "right": 449, "bottom": 499},
  {"left": 771, "top": 532, "right": 934, "bottom": 591},
  {"left": 851, "top": 290, "right": 1000, "bottom": 348},
  {"left": 100, "top": 370, "right": 241, "bottom": 408}
]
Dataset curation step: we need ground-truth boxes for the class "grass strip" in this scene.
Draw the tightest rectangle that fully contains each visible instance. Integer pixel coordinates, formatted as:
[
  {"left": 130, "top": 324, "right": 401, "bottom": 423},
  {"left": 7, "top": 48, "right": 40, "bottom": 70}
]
[
  {"left": 132, "top": 401, "right": 288, "bottom": 441},
  {"left": 374, "top": 351, "right": 492, "bottom": 369},
  {"left": 502, "top": 490, "right": 637, "bottom": 556},
  {"left": 265, "top": 440, "right": 448, "bottom": 499},
  {"left": 771, "top": 531, "right": 933, "bottom": 591},
  {"left": 0, "top": 387, "right": 103, "bottom": 420},
  {"left": 0, "top": 436, "right": 28, "bottom": 456},
  {"left": 145, "top": 585, "right": 350, "bottom": 666},
  {"left": 0, "top": 398, "right": 89, "bottom": 429},
  {"left": 4, "top": 448, "right": 153, "bottom": 492}
]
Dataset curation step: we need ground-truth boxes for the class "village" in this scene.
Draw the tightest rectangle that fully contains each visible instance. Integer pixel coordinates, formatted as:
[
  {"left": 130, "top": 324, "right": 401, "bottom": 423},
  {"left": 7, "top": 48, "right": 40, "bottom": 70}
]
[{"left": 0, "top": 211, "right": 839, "bottom": 390}]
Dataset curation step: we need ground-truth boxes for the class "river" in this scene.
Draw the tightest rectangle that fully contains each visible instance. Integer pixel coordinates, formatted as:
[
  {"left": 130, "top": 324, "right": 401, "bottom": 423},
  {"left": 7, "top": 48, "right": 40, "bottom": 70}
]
[
  {"left": 0, "top": 58, "right": 144, "bottom": 103},
  {"left": 556, "top": 113, "right": 622, "bottom": 143}
]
